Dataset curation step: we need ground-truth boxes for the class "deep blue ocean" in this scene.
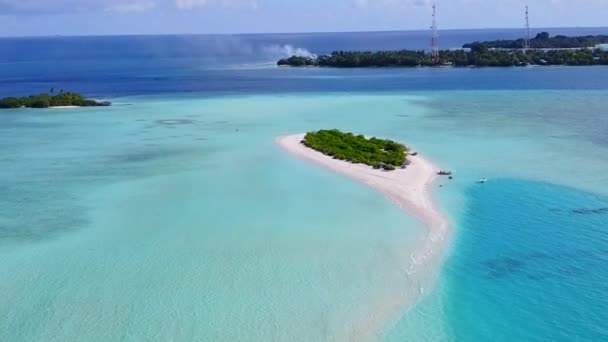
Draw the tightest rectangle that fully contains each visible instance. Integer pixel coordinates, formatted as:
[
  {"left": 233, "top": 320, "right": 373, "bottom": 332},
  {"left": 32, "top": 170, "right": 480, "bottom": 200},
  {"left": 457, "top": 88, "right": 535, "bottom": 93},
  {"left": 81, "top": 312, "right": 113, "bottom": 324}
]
[
  {"left": 1, "top": 28, "right": 608, "bottom": 341},
  {"left": 3, "top": 27, "right": 608, "bottom": 97}
]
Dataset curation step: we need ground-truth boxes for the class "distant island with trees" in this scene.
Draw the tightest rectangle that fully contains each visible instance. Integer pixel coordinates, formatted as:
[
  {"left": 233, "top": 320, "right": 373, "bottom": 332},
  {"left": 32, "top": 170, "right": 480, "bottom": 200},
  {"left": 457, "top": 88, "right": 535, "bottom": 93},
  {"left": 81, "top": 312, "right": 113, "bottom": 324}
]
[
  {"left": 302, "top": 129, "right": 408, "bottom": 171},
  {"left": 278, "top": 33, "right": 608, "bottom": 68},
  {"left": 463, "top": 32, "right": 608, "bottom": 49},
  {"left": 0, "top": 90, "right": 110, "bottom": 109}
]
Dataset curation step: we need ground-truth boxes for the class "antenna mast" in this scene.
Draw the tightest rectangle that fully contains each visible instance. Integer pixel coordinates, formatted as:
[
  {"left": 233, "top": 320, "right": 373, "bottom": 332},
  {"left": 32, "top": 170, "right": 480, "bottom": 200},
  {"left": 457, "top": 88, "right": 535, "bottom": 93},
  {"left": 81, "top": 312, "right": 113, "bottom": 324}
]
[
  {"left": 524, "top": 5, "right": 530, "bottom": 51},
  {"left": 431, "top": 3, "right": 439, "bottom": 62}
]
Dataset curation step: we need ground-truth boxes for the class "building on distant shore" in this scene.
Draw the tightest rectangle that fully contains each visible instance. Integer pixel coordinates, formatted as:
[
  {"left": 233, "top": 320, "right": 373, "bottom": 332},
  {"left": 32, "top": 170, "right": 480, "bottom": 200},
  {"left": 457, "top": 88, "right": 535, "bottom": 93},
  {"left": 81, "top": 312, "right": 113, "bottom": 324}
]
[{"left": 597, "top": 44, "right": 608, "bottom": 52}]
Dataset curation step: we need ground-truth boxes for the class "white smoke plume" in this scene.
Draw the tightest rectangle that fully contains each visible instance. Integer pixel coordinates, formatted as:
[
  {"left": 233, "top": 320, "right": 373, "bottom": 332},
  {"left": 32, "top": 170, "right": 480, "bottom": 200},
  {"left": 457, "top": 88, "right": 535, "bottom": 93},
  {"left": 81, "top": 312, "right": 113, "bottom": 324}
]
[{"left": 262, "top": 44, "right": 318, "bottom": 59}]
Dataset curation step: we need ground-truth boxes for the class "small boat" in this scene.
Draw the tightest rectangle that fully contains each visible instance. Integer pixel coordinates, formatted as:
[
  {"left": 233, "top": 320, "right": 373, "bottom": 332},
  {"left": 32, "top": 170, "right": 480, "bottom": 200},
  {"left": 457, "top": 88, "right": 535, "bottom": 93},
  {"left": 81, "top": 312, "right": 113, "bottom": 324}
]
[
  {"left": 438, "top": 170, "right": 453, "bottom": 176},
  {"left": 479, "top": 178, "right": 488, "bottom": 184}
]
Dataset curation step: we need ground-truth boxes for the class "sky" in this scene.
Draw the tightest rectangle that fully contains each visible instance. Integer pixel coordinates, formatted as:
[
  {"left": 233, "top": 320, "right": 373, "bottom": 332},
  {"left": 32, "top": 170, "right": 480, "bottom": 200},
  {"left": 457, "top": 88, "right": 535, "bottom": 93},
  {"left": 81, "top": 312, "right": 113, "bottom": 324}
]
[{"left": 0, "top": 0, "right": 607, "bottom": 36}]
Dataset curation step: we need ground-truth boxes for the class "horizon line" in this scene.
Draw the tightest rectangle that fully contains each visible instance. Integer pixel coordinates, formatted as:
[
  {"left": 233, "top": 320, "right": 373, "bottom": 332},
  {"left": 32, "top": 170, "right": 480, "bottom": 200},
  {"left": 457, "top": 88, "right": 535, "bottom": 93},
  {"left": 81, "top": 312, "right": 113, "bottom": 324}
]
[{"left": 1, "top": 26, "right": 607, "bottom": 39}]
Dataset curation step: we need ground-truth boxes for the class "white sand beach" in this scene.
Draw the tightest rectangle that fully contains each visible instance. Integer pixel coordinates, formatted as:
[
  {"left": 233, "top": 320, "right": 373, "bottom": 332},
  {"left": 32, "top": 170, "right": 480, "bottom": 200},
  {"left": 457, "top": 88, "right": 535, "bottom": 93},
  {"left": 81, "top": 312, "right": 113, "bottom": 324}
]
[{"left": 275, "top": 133, "right": 451, "bottom": 340}]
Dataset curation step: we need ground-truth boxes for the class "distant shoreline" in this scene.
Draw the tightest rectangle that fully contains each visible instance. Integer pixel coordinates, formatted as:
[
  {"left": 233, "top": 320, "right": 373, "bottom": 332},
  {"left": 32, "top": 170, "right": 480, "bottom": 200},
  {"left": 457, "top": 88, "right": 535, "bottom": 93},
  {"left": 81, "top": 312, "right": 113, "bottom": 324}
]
[
  {"left": 278, "top": 48, "right": 608, "bottom": 68},
  {"left": 275, "top": 133, "right": 451, "bottom": 339},
  {"left": 0, "top": 92, "right": 110, "bottom": 109},
  {"left": 278, "top": 32, "right": 608, "bottom": 68}
]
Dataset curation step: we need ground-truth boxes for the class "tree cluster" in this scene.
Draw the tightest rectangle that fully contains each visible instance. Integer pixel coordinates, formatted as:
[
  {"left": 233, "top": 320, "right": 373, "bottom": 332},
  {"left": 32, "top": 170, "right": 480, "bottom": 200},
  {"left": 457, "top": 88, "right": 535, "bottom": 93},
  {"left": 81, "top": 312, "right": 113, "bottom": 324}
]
[
  {"left": 302, "top": 129, "right": 408, "bottom": 170},
  {"left": 0, "top": 91, "right": 111, "bottom": 109},
  {"left": 278, "top": 48, "right": 608, "bottom": 68},
  {"left": 463, "top": 32, "right": 608, "bottom": 49}
]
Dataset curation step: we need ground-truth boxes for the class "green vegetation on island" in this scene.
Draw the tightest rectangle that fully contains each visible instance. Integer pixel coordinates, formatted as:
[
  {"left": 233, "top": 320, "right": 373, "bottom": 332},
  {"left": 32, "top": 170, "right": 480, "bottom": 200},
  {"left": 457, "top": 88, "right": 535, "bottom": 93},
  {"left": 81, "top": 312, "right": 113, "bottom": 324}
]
[
  {"left": 277, "top": 33, "right": 608, "bottom": 68},
  {"left": 463, "top": 32, "right": 608, "bottom": 49},
  {"left": 302, "top": 129, "right": 408, "bottom": 171},
  {"left": 278, "top": 47, "right": 608, "bottom": 68},
  {"left": 0, "top": 90, "right": 110, "bottom": 109}
]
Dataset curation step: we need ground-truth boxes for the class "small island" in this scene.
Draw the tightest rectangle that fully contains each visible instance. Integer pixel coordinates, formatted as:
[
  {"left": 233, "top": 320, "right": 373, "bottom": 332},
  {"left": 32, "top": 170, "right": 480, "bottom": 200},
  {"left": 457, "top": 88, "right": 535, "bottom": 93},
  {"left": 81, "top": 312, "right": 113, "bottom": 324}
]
[
  {"left": 0, "top": 90, "right": 110, "bottom": 109},
  {"left": 278, "top": 33, "right": 608, "bottom": 68},
  {"left": 275, "top": 132, "right": 449, "bottom": 313},
  {"left": 302, "top": 129, "right": 408, "bottom": 171}
]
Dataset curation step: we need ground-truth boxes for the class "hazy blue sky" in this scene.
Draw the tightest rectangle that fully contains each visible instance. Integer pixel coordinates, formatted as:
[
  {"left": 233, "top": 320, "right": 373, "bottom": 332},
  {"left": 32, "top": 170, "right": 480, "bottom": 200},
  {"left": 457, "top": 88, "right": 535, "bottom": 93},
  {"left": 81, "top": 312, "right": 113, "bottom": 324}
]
[{"left": 1, "top": 0, "right": 607, "bottom": 36}]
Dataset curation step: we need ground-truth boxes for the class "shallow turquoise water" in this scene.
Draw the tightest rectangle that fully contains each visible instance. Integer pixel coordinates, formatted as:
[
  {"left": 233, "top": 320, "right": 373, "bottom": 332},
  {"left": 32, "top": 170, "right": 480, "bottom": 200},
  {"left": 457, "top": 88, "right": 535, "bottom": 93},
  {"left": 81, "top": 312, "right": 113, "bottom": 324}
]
[
  {"left": 1, "top": 91, "right": 607, "bottom": 340},
  {"left": 1, "top": 95, "right": 432, "bottom": 341}
]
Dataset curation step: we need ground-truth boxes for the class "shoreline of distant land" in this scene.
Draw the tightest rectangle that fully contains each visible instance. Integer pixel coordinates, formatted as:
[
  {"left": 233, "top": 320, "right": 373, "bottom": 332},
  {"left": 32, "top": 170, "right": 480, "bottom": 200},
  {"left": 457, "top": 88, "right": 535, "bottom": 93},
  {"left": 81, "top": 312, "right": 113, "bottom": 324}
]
[
  {"left": 277, "top": 48, "right": 608, "bottom": 68},
  {"left": 275, "top": 133, "right": 451, "bottom": 339},
  {"left": 0, "top": 92, "right": 110, "bottom": 109},
  {"left": 48, "top": 106, "right": 81, "bottom": 109},
  {"left": 277, "top": 32, "right": 608, "bottom": 68}
]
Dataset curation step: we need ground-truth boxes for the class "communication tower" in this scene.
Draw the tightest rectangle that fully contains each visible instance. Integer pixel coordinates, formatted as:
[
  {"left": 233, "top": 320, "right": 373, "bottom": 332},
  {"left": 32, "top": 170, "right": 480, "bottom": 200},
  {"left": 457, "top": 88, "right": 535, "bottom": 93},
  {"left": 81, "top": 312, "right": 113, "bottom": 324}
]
[
  {"left": 431, "top": 4, "right": 439, "bottom": 61},
  {"left": 524, "top": 6, "right": 531, "bottom": 51}
]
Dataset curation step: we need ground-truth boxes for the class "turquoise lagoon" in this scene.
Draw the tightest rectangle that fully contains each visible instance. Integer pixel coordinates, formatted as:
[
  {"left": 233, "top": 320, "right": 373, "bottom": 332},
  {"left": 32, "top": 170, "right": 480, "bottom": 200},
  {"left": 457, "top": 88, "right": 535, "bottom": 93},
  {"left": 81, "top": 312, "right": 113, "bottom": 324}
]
[
  {"left": 1, "top": 89, "right": 607, "bottom": 341},
  {"left": 2, "top": 26, "right": 608, "bottom": 342}
]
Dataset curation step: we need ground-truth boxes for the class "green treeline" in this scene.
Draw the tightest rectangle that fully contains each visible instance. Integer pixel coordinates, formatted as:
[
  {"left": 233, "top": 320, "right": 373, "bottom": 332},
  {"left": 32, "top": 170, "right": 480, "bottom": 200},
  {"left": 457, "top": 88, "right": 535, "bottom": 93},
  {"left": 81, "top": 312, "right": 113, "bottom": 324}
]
[
  {"left": 277, "top": 33, "right": 608, "bottom": 68},
  {"left": 303, "top": 129, "right": 408, "bottom": 171},
  {"left": 463, "top": 32, "right": 608, "bottom": 49},
  {"left": 442, "top": 45, "right": 607, "bottom": 66},
  {"left": 278, "top": 48, "right": 608, "bottom": 68},
  {"left": 0, "top": 91, "right": 111, "bottom": 109}
]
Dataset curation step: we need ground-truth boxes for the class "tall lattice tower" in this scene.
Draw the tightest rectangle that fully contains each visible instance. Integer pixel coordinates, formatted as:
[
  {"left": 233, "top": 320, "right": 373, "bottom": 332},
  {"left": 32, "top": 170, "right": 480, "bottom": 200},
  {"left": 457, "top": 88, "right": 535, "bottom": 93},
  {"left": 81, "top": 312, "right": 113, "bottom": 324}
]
[
  {"left": 430, "top": 3, "right": 439, "bottom": 61},
  {"left": 523, "top": 5, "right": 531, "bottom": 51}
]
